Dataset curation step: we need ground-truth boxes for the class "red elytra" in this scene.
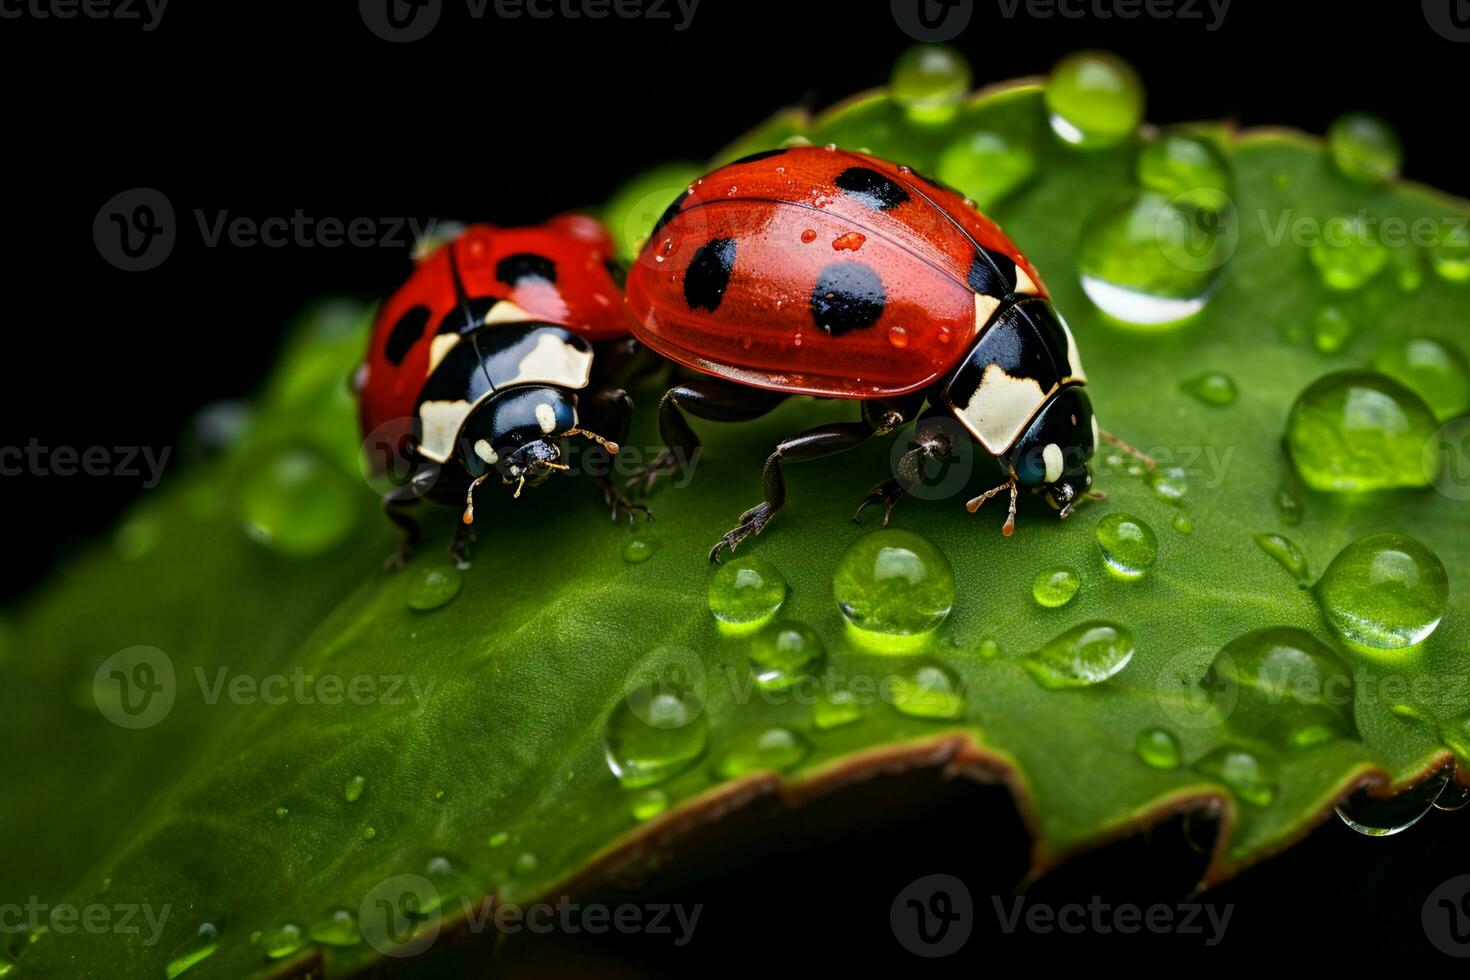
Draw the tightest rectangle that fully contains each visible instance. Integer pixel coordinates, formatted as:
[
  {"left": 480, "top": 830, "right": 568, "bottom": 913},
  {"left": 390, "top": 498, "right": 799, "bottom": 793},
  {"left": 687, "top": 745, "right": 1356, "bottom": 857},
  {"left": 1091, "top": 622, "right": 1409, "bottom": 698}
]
[{"left": 625, "top": 146, "right": 1046, "bottom": 399}]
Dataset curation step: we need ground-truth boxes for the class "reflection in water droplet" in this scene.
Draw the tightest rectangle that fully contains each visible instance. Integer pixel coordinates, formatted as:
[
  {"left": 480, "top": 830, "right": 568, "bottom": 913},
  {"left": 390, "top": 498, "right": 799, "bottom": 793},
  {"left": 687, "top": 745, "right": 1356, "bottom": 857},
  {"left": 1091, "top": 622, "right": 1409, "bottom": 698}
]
[
  {"left": 605, "top": 684, "right": 708, "bottom": 788},
  {"left": 1286, "top": 372, "right": 1437, "bottom": 492},
  {"left": 1032, "top": 566, "right": 1081, "bottom": 608},
  {"left": 1371, "top": 337, "right": 1470, "bottom": 422},
  {"left": 1135, "top": 728, "right": 1182, "bottom": 769},
  {"left": 748, "top": 620, "right": 825, "bottom": 691},
  {"left": 1315, "top": 533, "right": 1448, "bottom": 651},
  {"left": 308, "top": 909, "right": 360, "bottom": 948},
  {"left": 1336, "top": 764, "right": 1451, "bottom": 836},
  {"left": 165, "top": 923, "right": 223, "bottom": 978},
  {"left": 936, "top": 128, "right": 1038, "bottom": 210},
  {"left": 1095, "top": 513, "right": 1158, "bottom": 579},
  {"left": 1024, "top": 620, "right": 1134, "bottom": 689},
  {"left": 1327, "top": 112, "right": 1403, "bottom": 184},
  {"left": 889, "top": 44, "right": 971, "bottom": 122},
  {"left": 833, "top": 530, "right": 955, "bottom": 653},
  {"left": 405, "top": 566, "right": 463, "bottom": 611},
  {"left": 1194, "top": 745, "right": 1278, "bottom": 807},
  {"left": 1204, "top": 627, "right": 1356, "bottom": 750},
  {"left": 890, "top": 660, "right": 966, "bottom": 719},
  {"left": 707, "top": 556, "right": 788, "bottom": 633},
  {"left": 1149, "top": 467, "right": 1189, "bottom": 504},
  {"left": 1180, "top": 372, "right": 1236, "bottom": 407},
  {"left": 1044, "top": 51, "right": 1143, "bottom": 148},
  {"left": 715, "top": 727, "right": 812, "bottom": 778},
  {"left": 1253, "top": 533, "right": 1310, "bottom": 583},
  {"left": 1137, "top": 133, "right": 1231, "bottom": 199}
]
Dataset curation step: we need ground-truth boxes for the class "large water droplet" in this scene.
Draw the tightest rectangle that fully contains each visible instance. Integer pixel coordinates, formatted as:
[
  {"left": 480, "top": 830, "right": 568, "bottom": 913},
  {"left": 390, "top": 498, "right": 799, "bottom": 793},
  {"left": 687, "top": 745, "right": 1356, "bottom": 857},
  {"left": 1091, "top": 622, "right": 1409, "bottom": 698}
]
[
  {"left": 936, "top": 129, "right": 1038, "bottom": 209},
  {"left": 1193, "top": 745, "right": 1278, "bottom": 807},
  {"left": 889, "top": 44, "right": 971, "bottom": 122},
  {"left": 605, "top": 683, "right": 708, "bottom": 788},
  {"left": 307, "top": 909, "right": 360, "bottom": 947},
  {"left": 241, "top": 447, "right": 358, "bottom": 556},
  {"left": 890, "top": 659, "right": 966, "bottom": 719},
  {"left": 707, "top": 555, "right": 788, "bottom": 633},
  {"left": 748, "top": 620, "right": 825, "bottom": 691},
  {"left": 1203, "top": 627, "right": 1356, "bottom": 749},
  {"left": 1180, "top": 372, "right": 1237, "bottom": 407},
  {"left": 1134, "top": 727, "right": 1182, "bottom": 769},
  {"left": 1314, "top": 533, "right": 1448, "bottom": 650},
  {"left": 1024, "top": 620, "right": 1134, "bottom": 689},
  {"left": 1095, "top": 513, "right": 1158, "bottom": 579},
  {"left": 1336, "top": 764, "right": 1451, "bottom": 836},
  {"left": 1253, "top": 533, "right": 1310, "bottom": 583},
  {"left": 1372, "top": 337, "right": 1470, "bottom": 422},
  {"left": 1032, "top": 566, "right": 1081, "bottom": 608},
  {"left": 259, "top": 923, "right": 306, "bottom": 960},
  {"left": 1286, "top": 371, "right": 1438, "bottom": 492},
  {"left": 165, "top": 923, "right": 223, "bottom": 978},
  {"left": 405, "top": 565, "right": 462, "bottom": 612},
  {"left": 1309, "top": 214, "right": 1388, "bottom": 289},
  {"left": 1136, "top": 133, "right": 1231, "bottom": 200},
  {"left": 1044, "top": 50, "right": 1143, "bottom": 148},
  {"left": 833, "top": 529, "right": 955, "bottom": 653},
  {"left": 715, "top": 727, "right": 811, "bottom": 778},
  {"left": 1327, "top": 112, "right": 1403, "bottom": 184}
]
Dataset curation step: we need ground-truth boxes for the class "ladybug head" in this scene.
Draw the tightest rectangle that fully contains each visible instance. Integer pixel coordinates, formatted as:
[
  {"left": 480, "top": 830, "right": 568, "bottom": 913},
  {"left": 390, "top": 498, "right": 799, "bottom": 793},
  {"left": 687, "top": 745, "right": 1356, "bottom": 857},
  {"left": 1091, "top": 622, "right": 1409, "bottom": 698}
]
[
  {"left": 1008, "top": 387, "right": 1097, "bottom": 520},
  {"left": 457, "top": 386, "right": 577, "bottom": 515}
]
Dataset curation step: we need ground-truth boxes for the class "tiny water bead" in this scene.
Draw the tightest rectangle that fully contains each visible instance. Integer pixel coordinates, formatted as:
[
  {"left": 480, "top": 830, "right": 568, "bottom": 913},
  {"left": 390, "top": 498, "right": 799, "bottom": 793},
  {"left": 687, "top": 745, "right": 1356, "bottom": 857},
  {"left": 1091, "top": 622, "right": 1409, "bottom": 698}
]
[
  {"left": 1203, "top": 627, "right": 1356, "bottom": 750},
  {"left": 1312, "top": 306, "right": 1354, "bottom": 354},
  {"left": 889, "top": 44, "right": 971, "bottom": 120},
  {"left": 259, "top": 923, "right": 306, "bottom": 961},
  {"left": 747, "top": 620, "right": 825, "bottom": 691},
  {"left": 1136, "top": 133, "right": 1232, "bottom": 200},
  {"left": 516, "top": 852, "right": 540, "bottom": 875},
  {"left": 630, "top": 788, "right": 668, "bottom": 821},
  {"left": 622, "top": 537, "right": 660, "bottom": 564},
  {"left": 1024, "top": 620, "right": 1134, "bottom": 690},
  {"left": 1429, "top": 227, "right": 1470, "bottom": 282},
  {"left": 1336, "top": 765, "right": 1452, "bottom": 837},
  {"left": 241, "top": 447, "right": 358, "bottom": 557},
  {"left": 1276, "top": 483, "right": 1304, "bottom": 526},
  {"left": 1371, "top": 337, "right": 1470, "bottom": 422},
  {"left": 1148, "top": 467, "right": 1188, "bottom": 504},
  {"left": 715, "top": 727, "right": 812, "bottom": 778},
  {"left": 1077, "top": 189, "right": 1232, "bottom": 328},
  {"left": 1314, "top": 533, "right": 1448, "bottom": 651},
  {"left": 833, "top": 529, "right": 956, "bottom": 653},
  {"left": 1134, "top": 728, "right": 1182, "bottom": 769},
  {"left": 813, "top": 690, "right": 865, "bottom": 730},
  {"left": 1181, "top": 372, "right": 1237, "bottom": 407},
  {"left": 1095, "top": 513, "right": 1158, "bottom": 580},
  {"left": 1392, "top": 245, "right": 1425, "bottom": 291},
  {"left": 889, "top": 660, "right": 966, "bottom": 719},
  {"left": 936, "top": 128, "right": 1038, "bottom": 210},
  {"left": 1171, "top": 513, "right": 1194, "bottom": 535},
  {"left": 1309, "top": 214, "right": 1388, "bottom": 290},
  {"left": 1326, "top": 112, "right": 1403, "bottom": 184},
  {"left": 405, "top": 565, "right": 463, "bottom": 612},
  {"left": 1032, "top": 566, "right": 1081, "bottom": 608},
  {"left": 343, "top": 774, "right": 366, "bottom": 803},
  {"left": 1044, "top": 50, "right": 1143, "bottom": 148},
  {"left": 707, "top": 555, "right": 788, "bottom": 633},
  {"left": 114, "top": 511, "right": 162, "bottom": 561},
  {"left": 1286, "top": 371, "right": 1438, "bottom": 492},
  {"left": 165, "top": 923, "right": 223, "bottom": 978},
  {"left": 1194, "top": 746, "right": 1278, "bottom": 807},
  {"left": 487, "top": 830, "right": 510, "bottom": 848},
  {"left": 605, "top": 685, "right": 708, "bottom": 788},
  {"left": 307, "top": 908, "right": 361, "bottom": 947},
  {"left": 1253, "top": 533, "right": 1310, "bottom": 583}
]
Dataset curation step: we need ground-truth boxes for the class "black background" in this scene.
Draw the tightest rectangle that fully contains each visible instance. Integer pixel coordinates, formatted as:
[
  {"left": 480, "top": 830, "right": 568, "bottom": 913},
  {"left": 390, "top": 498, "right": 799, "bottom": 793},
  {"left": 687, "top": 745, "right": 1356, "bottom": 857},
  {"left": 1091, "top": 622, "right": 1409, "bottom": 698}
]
[{"left": 4, "top": 0, "right": 1469, "bottom": 971}]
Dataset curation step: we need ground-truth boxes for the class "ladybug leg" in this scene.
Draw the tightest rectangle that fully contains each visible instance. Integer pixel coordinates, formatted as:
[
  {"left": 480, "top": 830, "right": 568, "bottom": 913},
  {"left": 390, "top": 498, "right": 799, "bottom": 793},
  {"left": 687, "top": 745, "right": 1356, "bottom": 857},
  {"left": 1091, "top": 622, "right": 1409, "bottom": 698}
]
[
  {"left": 709, "top": 419, "right": 878, "bottom": 563},
  {"left": 575, "top": 386, "right": 651, "bottom": 523},
  {"left": 853, "top": 478, "right": 905, "bottom": 526},
  {"left": 627, "top": 381, "right": 788, "bottom": 493},
  {"left": 965, "top": 466, "right": 1021, "bottom": 537},
  {"left": 851, "top": 394, "right": 928, "bottom": 525},
  {"left": 382, "top": 497, "right": 422, "bottom": 571},
  {"left": 448, "top": 519, "right": 478, "bottom": 568}
]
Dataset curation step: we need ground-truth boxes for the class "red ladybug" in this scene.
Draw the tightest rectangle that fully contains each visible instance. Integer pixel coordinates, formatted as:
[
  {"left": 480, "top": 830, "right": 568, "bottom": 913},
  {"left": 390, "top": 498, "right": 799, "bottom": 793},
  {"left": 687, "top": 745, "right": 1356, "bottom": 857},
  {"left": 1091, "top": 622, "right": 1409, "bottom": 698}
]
[
  {"left": 357, "top": 214, "right": 645, "bottom": 565},
  {"left": 627, "top": 146, "right": 1137, "bottom": 561}
]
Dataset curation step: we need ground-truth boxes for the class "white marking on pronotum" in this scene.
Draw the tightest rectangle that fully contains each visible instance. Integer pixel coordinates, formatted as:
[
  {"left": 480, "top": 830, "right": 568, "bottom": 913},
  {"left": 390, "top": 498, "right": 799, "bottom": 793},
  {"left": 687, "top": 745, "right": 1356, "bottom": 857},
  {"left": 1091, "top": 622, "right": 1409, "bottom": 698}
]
[
  {"left": 428, "top": 334, "right": 460, "bottom": 374},
  {"left": 1043, "top": 443, "right": 1064, "bottom": 483},
  {"left": 512, "top": 333, "right": 593, "bottom": 389},
  {"left": 418, "top": 400, "right": 475, "bottom": 463},
  {"left": 473, "top": 439, "right": 498, "bottom": 465},
  {"left": 956, "top": 365, "right": 1050, "bottom": 454},
  {"left": 535, "top": 403, "right": 557, "bottom": 434},
  {"left": 1013, "top": 265, "right": 1040, "bottom": 296},
  {"left": 482, "top": 300, "right": 536, "bottom": 325}
]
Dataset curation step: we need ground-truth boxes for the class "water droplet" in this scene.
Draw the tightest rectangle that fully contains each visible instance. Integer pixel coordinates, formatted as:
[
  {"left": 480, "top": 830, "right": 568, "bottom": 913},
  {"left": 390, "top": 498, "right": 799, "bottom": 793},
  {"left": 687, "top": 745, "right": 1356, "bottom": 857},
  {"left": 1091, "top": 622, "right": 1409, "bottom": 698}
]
[
  {"left": 487, "top": 830, "right": 510, "bottom": 848},
  {"left": 259, "top": 923, "right": 306, "bottom": 961},
  {"left": 1194, "top": 746, "right": 1277, "bottom": 806},
  {"left": 833, "top": 529, "right": 955, "bottom": 653},
  {"left": 887, "top": 325, "right": 910, "bottom": 348},
  {"left": 405, "top": 565, "right": 463, "bottom": 611},
  {"left": 165, "top": 923, "right": 223, "bottom": 978},
  {"left": 1203, "top": 627, "right": 1356, "bottom": 749},
  {"left": 977, "top": 638, "right": 1002, "bottom": 658},
  {"left": 422, "top": 854, "right": 476, "bottom": 915},
  {"left": 515, "top": 852, "right": 539, "bottom": 874},
  {"left": 1309, "top": 214, "right": 1388, "bottom": 290},
  {"left": 1134, "top": 728, "right": 1182, "bottom": 769},
  {"left": 1429, "top": 227, "right": 1470, "bottom": 282},
  {"left": 1314, "top": 533, "right": 1448, "bottom": 650},
  {"left": 1148, "top": 466, "right": 1189, "bottom": 504},
  {"left": 1077, "top": 189, "right": 1231, "bottom": 327},
  {"left": 307, "top": 909, "right": 360, "bottom": 948},
  {"left": 888, "top": 659, "right": 966, "bottom": 719},
  {"left": 936, "top": 128, "right": 1038, "bottom": 209},
  {"left": 114, "top": 511, "right": 162, "bottom": 560},
  {"left": 630, "top": 788, "right": 668, "bottom": 820},
  {"left": 1436, "top": 775, "right": 1470, "bottom": 811},
  {"left": 1336, "top": 764, "right": 1451, "bottom": 836},
  {"left": 1044, "top": 50, "right": 1143, "bottom": 148},
  {"left": 1032, "top": 566, "right": 1081, "bottom": 608},
  {"left": 715, "top": 727, "right": 812, "bottom": 777},
  {"left": 361, "top": 826, "right": 376, "bottom": 840},
  {"left": 241, "top": 447, "right": 358, "bottom": 556},
  {"left": 1286, "top": 371, "right": 1438, "bottom": 492},
  {"left": 1180, "top": 372, "right": 1236, "bottom": 407},
  {"left": 1327, "top": 112, "right": 1402, "bottom": 184},
  {"left": 1275, "top": 483, "right": 1303, "bottom": 526},
  {"left": 1095, "top": 513, "right": 1158, "bottom": 579},
  {"left": 747, "top": 620, "right": 825, "bottom": 691},
  {"left": 708, "top": 556, "right": 788, "bottom": 633},
  {"left": 605, "top": 683, "right": 708, "bottom": 788},
  {"left": 1253, "top": 533, "right": 1310, "bottom": 583},
  {"left": 1312, "top": 306, "right": 1354, "bottom": 354},
  {"left": 1136, "top": 133, "right": 1231, "bottom": 201},
  {"left": 1392, "top": 245, "right": 1424, "bottom": 291},
  {"left": 188, "top": 399, "right": 254, "bottom": 458},
  {"left": 1371, "top": 337, "right": 1470, "bottom": 422},
  {"left": 832, "top": 231, "right": 866, "bottom": 251},
  {"left": 889, "top": 44, "right": 970, "bottom": 121},
  {"left": 800, "top": 229, "right": 817, "bottom": 244},
  {"left": 274, "top": 806, "right": 289, "bottom": 820},
  {"left": 1172, "top": 513, "right": 1194, "bottom": 535},
  {"left": 622, "top": 537, "right": 660, "bottom": 564},
  {"left": 813, "top": 689, "right": 865, "bottom": 730},
  {"left": 343, "top": 774, "right": 366, "bottom": 803},
  {"left": 1024, "top": 620, "right": 1134, "bottom": 689}
]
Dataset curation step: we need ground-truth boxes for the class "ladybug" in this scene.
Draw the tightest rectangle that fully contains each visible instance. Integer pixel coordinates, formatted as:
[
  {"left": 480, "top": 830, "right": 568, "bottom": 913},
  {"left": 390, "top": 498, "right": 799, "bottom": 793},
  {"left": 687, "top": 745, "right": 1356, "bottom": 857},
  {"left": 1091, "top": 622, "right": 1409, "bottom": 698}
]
[
  {"left": 626, "top": 146, "right": 1142, "bottom": 561},
  {"left": 357, "top": 214, "right": 646, "bottom": 566}
]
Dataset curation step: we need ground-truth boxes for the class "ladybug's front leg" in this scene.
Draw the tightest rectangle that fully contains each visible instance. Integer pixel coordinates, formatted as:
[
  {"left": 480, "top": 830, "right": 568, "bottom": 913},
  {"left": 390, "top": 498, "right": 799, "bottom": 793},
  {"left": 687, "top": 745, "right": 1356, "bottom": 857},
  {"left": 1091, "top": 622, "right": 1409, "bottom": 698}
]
[
  {"left": 575, "top": 386, "right": 651, "bottom": 524},
  {"left": 382, "top": 497, "right": 422, "bottom": 571},
  {"left": 627, "top": 380, "right": 787, "bottom": 494}
]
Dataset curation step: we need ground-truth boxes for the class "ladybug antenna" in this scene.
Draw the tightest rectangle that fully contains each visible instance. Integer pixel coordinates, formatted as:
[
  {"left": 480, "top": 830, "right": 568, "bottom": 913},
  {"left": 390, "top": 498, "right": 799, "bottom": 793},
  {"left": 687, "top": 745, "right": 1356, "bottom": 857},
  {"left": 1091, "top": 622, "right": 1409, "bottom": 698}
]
[
  {"left": 563, "top": 427, "right": 620, "bottom": 455},
  {"left": 1098, "top": 428, "right": 1156, "bottom": 471},
  {"left": 462, "top": 472, "right": 490, "bottom": 525}
]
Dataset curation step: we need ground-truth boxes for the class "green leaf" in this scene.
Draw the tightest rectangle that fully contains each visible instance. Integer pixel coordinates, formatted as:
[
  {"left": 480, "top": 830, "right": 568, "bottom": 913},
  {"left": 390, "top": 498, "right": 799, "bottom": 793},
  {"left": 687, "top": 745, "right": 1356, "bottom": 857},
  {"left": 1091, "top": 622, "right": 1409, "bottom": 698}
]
[{"left": 5, "top": 78, "right": 1469, "bottom": 978}]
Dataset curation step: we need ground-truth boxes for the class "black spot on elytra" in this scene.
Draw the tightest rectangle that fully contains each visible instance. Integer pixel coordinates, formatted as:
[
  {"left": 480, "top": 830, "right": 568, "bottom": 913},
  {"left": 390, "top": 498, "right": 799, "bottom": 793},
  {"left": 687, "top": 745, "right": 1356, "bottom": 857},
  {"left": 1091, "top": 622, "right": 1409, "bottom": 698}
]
[
  {"left": 966, "top": 249, "right": 1017, "bottom": 298},
  {"left": 436, "top": 296, "right": 501, "bottom": 336},
  {"left": 834, "top": 167, "right": 910, "bottom": 211},
  {"left": 650, "top": 189, "right": 691, "bottom": 241},
  {"left": 810, "top": 262, "right": 886, "bottom": 336},
  {"left": 684, "top": 237, "right": 737, "bottom": 311},
  {"left": 496, "top": 253, "right": 557, "bottom": 287},
  {"left": 731, "top": 148, "right": 788, "bottom": 165},
  {"left": 384, "top": 305, "right": 431, "bottom": 364}
]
